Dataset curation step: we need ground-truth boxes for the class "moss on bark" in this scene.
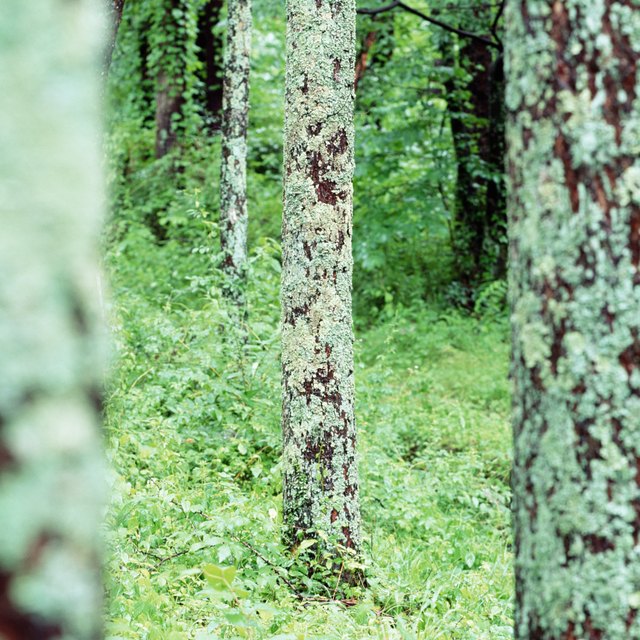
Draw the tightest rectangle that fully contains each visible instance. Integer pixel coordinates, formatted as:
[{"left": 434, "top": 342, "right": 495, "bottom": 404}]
[
  {"left": 281, "top": 0, "right": 362, "bottom": 556},
  {"left": 506, "top": 0, "right": 640, "bottom": 636},
  {"left": 220, "top": 0, "right": 252, "bottom": 303}
]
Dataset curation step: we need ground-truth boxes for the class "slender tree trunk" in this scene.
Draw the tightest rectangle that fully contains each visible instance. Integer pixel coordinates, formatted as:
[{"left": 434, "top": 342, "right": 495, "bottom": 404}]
[
  {"left": 105, "top": 0, "right": 126, "bottom": 72},
  {"left": 485, "top": 52, "right": 506, "bottom": 280},
  {"left": 507, "top": 0, "right": 640, "bottom": 636},
  {"left": 220, "top": 0, "right": 252, "bottom": 302},
  {"left": 0, "top": 0, "right": 106, "bottom": 637},
  {"left": 281, "top": 0, "right": 361, "bottom": 557},
  {"left": 197, "top": 0, "right": 225, "bottom": 130}
]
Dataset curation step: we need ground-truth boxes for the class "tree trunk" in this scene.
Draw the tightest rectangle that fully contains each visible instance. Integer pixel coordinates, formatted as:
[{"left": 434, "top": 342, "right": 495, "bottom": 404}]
[
  {"left": 355, "top": 31, "right": 378, "bottom": 91},
  {"left": 444, "top": 36, "right": 493, "bottom": 296},
  {"left": 105, "top": 0, "right": 126, "bottom": 72},
  {"left": 485, "top": 52, "right": 506, "bottom": 280},
  {"left": 281, "top": 0, "right": 362, "bottom": 557},
  {"left": 0, "top": 1, "right": 106, "bottom": 637},
  {"left": 154, "top": 0, "right": 185, "bottom": 159},
  {"left": 507, "top": 0, "right": 640, "bottom": 636},
  {"left": 197, "top": 0, "right": 225, "bottom": 130},
  {"left": 219, "top": 0, "right": 252, "bottom": 302},
  {"left": 155, "top": 69, "right": 184, "bottom": 159}
]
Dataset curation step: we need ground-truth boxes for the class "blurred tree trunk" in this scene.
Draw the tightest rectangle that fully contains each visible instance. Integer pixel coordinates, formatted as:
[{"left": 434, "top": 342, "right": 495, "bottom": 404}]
[
  {"left": 443, "top": 33, "right": 506, "bottom": 300},
  {"left": 281, "top": 0, "right": 362, "bottom": 562},
  {"left": 154, "top": 0, "right": 186, "bottom": 159},
  {"left": 0, "top": 0, "right": 106, "bottom": 637},
  {"left": 485, "top": 52, "right": 506, "bottom": 280},
  {"left": 445, "top": 37, "right": 492, "bottom": 294},
  {"left": 508, "top": 0, "right": 640, "bottom": 636},
  {"left": 197, "top": 0, "right": 225, "bottom": 130},
  {"left": 220, "top": 0, "right": 252, "bottom": 303},
  {"left": 355, "top": 30, "right": 378, "bottom": 91},
  {"left": 105, "top": 0, "right": 126, "bottom": 72}
]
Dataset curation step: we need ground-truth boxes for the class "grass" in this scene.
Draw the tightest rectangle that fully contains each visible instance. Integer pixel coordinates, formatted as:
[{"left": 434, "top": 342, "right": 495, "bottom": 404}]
[{"left": 103, "top": 231, "right": 513, "bottom": 640}]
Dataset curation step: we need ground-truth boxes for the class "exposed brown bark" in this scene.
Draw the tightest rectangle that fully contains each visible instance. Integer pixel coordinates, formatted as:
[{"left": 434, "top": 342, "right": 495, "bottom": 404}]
[{"left": 355, "top": 31, "right": 378, "bottom": 91}]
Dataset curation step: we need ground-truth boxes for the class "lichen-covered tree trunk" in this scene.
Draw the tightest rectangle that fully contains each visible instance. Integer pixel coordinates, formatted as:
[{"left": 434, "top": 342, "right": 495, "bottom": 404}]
[
  {"left": 281, "top": 0, "right": 361, "bottom": 555},
  {"left": 506, "top": 0, "right": 640, "bottom": 637},
  {"left": 0, "top": 0, "right": 106, "bottom": 637},
  {"left": 219, "top": 0, "right": 252, "bottom": 301}
]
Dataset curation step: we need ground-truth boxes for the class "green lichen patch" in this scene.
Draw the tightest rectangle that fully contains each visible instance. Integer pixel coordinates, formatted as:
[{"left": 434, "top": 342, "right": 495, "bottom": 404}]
[
  {"left": 281, "top": 0, "right": 362, "bottom": 556},
  {"left": 507, "top": 0, "right": 640, "bottom": 636}
]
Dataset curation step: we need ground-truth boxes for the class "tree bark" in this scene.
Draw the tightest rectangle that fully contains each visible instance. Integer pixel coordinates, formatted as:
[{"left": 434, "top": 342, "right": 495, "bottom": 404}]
[
  {"left": 0, "top": 0, "right": 106, "bottom": 637},
  {"left": 507, "top": 0, "right": 640, "bottom": 636},
  {"left": 220, "top": 0, "right": 252, "bottom": 302},
  {"left": 105, "top": 0, "right": 126, "bottom": 72},
  {"left": 155, "top": 69, "right": 184, "bottom": 159},
  {"left": 485, "top": 52, "right": 506, "bottom": 280},
  {"left": 281, "top": 0, "right": 362, "bottom": 557},
  {"left": 154, "top": 0, "right": 186, "bottom": 159},
  {"left": 197, "top": 0, "right": 225, "bottom": 130},
  {"left": 444, "top": 36, "right": 494, "bottom": 295},
  {"left": 355, "top": 31, "right": 378, "bottom": 91}
]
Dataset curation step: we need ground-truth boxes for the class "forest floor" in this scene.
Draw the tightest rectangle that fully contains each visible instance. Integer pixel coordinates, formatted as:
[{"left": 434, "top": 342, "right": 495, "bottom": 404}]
[{"left": 104, "top": 233, "right": 513, "bottom": 640}]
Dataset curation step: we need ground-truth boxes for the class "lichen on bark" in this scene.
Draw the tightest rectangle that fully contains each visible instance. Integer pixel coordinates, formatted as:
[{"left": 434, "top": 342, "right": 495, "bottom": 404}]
[
  {"left": 506, "top": 0, "right": 640, "bottom": 636},
  {"left": 220, "top": 0, "right": 252, "bottom": 303},
  {"left": 0, "top": 0, "right": 106, "bottom": 637},
  {"left": 281, "top": 0, "right": 362, "bottom": 556}
]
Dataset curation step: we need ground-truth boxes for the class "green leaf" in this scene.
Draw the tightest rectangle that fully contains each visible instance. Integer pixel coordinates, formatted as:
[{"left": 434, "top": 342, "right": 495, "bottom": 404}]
[
  {"left": 297, "top": 538, "right": 317, "bottom": 552},
  {"left": 203, "top": 564, "right": 237, "bottom": 591}
]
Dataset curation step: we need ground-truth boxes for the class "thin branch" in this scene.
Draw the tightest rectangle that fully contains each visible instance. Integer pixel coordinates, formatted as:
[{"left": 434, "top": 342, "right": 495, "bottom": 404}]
[
  {"left": 230, "top": 535, "right": 304, "bottom": 598},
  {"left": 357, "top": 0, "right": 501, "bottom": 50},
  {"left": 490, "top": 0, "right": 506, "bottom": 47},
  {"left": 357, "top": 0, "right": 401, "bottom": 16}
]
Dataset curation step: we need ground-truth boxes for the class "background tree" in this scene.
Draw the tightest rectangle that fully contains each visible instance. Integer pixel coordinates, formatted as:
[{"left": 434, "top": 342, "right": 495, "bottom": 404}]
[
  {"left": 0, "top": 0, "right": 106, "bottom": 636},
  {"left": 281, "top": 0, "right": 362, "bottom": 556},
  {"left": 196, "top": 0, "right": 225, "bottom": 129},
  {"left": 152, "top": 0, "right": 190, "bottom": 159},
  {"left": 220, "top": 0, "right": 252, "bottom": 302},
  {"left": 507, "top": 0, "right": 640, "bottom": 636},
  {"left": 357, "top": 0, "right": 506, "bottom": 307}
]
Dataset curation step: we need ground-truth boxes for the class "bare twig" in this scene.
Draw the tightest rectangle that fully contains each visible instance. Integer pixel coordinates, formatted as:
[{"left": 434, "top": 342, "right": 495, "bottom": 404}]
[
  {"left": 154, "top": 549, "right": 190, "bottom": 568},
  {"left": 230, "top": 535, "right": 303, "bottom": 597},
  {"left": 357, "top": 1, "right": 501, "bottom": 50},
  {"left": 490, "top": 0, "right": 506, "bottom": 47}
]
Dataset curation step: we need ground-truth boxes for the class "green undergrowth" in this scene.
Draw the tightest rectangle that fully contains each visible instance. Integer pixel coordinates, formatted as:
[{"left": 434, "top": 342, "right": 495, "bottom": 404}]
[{"left": 104, "top": 228, "right": 513, "bottom": 639}]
